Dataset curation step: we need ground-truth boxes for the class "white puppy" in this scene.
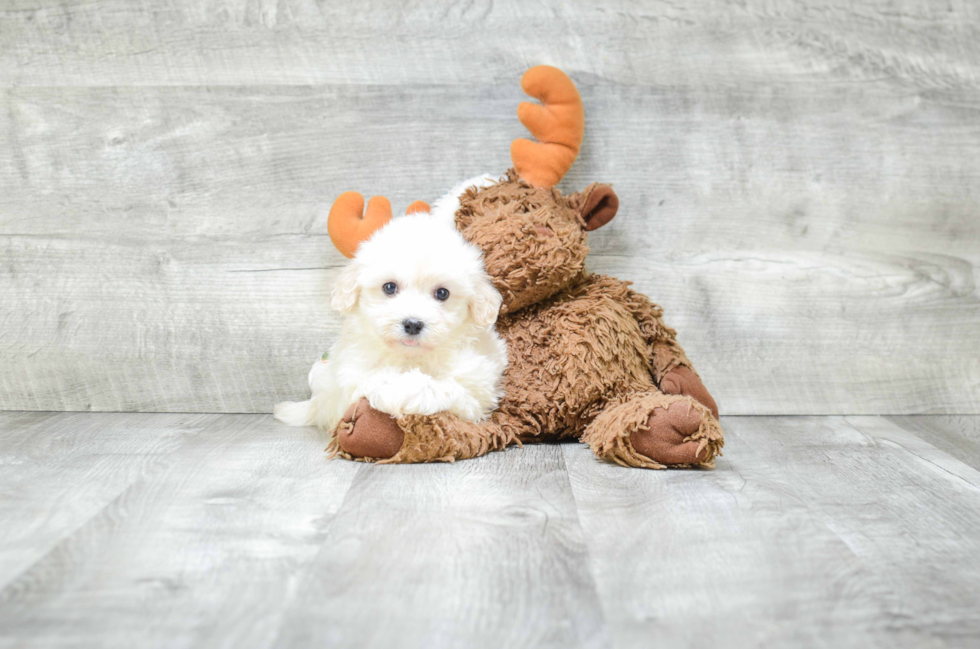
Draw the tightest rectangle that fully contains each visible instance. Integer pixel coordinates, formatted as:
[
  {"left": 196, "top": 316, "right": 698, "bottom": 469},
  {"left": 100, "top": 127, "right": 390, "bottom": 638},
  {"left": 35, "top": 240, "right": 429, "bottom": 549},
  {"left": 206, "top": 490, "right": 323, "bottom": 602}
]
[{"left": 274, "top": 207, "right": 507, "bottom": 433}]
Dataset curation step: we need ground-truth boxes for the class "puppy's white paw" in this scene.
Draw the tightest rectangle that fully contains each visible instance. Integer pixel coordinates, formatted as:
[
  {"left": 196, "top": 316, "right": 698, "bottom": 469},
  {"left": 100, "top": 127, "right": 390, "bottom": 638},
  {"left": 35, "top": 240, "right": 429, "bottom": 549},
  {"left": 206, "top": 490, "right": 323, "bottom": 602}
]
[
  {"left": 364, "top": 392, "right": 407, "bottom": 419},
  {"left": 400, "top": 383, "right": 446, "bottom": 416},
  {"left": 359, "top": 372, "right": 415, "bottom": 418},
  {"left": 361, "top": 371, "right": 463, "bottom": 418},
  {"left": 447, "top": 396, "right": 487, "bottom": 422},
  {"left": 400, "top": 378, "right": 478, "bottom": 418}
]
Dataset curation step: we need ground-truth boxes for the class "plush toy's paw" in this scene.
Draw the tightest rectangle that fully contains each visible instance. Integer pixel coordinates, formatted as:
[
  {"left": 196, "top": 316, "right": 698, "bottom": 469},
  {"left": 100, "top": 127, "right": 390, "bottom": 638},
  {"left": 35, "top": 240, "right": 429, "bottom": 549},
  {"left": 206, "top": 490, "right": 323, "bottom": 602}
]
[
  {"left": 630, "top": 400, "right": 709, "bottom": 465},
  {"left": 336, "top": 398, "right": 405, "bottom": 460},
  {"left": 659, "top": 366, "right": 719, "bottom": 420}
]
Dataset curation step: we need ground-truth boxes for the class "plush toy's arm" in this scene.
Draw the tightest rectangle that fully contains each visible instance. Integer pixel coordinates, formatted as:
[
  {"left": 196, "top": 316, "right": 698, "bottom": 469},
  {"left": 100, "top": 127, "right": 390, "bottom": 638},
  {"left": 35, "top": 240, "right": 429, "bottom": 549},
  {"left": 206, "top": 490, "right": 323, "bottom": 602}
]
[
  {"left": 385, "top": 410, "right": 521, "bottom": 463},
  {"left": 620, "top": 284, "right": 720, "bottom": 419},
  {"left": 620, "top": 286, "right": 692, "bottom": 382},
  {"left": 328, "top": 398, "right": 521, "bottom": 463}
]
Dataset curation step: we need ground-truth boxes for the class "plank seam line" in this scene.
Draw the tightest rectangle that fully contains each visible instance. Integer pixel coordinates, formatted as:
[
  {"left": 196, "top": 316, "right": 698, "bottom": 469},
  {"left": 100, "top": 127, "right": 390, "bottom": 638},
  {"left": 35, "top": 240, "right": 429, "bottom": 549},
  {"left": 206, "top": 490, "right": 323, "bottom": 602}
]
[
  {"left": 557, "top": 445, "right": 614, "bottom": 648},
  {"left": 843, "top": 416, "right": 980, "bottom": 491},
  {"left": 263, "top": 461, "right": 366, "bottom": 649},
  {"left": 0, "top": 413, "right": 221, "bottom": 596}
]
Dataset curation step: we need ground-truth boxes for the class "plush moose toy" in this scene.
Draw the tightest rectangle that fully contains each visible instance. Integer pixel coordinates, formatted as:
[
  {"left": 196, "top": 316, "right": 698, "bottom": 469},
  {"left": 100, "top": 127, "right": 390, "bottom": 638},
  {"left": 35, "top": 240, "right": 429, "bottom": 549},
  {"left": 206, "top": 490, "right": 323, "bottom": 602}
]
[{"left": 326, "top": 66, "right": 723, "bottom": 469}]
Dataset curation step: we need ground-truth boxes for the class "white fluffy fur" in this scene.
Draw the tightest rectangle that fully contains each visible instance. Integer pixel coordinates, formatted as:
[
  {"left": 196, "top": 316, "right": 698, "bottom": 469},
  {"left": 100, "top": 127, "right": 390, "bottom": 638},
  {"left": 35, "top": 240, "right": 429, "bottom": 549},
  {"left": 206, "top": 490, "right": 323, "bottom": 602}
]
[
  {"left": 274, "top": 201, "right": 507, "bottom": 433},
  {"left": 429, "top": 173, "right": 499, "bottom": 223}
]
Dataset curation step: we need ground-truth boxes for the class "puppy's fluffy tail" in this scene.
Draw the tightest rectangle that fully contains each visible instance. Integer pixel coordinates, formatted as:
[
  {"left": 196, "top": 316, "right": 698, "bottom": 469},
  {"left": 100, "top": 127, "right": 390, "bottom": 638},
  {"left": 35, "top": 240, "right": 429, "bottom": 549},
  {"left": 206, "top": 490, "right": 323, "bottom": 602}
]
[{"left": 274, "top": 399, "right": 315, "bottom": 427}]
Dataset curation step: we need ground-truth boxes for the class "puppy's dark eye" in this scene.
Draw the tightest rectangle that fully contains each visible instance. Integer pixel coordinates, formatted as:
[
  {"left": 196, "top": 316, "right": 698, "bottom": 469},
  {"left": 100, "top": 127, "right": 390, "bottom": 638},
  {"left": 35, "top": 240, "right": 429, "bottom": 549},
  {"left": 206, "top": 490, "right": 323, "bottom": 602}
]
[
  {"left": 434, "top": 287, "right": 450, "bottom": 301},
  {"left": 383, "top": 282, "right": 398, "bottom": 296}
]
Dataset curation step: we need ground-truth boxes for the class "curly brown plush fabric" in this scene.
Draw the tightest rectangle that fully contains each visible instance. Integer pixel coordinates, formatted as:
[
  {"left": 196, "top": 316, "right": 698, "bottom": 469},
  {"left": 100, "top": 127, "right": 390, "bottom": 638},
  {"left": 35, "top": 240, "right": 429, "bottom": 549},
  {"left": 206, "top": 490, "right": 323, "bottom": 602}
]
[
  {"left": 583, "top": 391, "right": 723, "bottom": 469},
  {"left": 455, "top": 169, "right": 590, "bottom": 314},
  {"left": 335, "top": 170, "right": 725, "bottom": 469},
  {"left": 329, "top": 407, "right": 517, "bottom": 464}
]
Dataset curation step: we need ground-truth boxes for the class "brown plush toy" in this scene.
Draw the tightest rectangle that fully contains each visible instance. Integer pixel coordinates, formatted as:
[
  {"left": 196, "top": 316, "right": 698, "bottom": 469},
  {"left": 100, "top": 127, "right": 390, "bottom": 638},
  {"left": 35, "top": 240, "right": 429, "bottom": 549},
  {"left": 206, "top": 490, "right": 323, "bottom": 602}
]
[{"left": 329, "top": 66, "right": 724, "bottom": 469}]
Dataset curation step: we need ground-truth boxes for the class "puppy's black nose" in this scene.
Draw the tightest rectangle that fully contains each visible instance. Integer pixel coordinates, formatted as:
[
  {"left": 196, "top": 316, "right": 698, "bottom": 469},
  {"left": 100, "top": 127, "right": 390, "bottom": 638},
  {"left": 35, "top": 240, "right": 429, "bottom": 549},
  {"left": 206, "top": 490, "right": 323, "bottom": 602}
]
[{"left": 402, "top": 319, "right": 424, "bottom": 336}]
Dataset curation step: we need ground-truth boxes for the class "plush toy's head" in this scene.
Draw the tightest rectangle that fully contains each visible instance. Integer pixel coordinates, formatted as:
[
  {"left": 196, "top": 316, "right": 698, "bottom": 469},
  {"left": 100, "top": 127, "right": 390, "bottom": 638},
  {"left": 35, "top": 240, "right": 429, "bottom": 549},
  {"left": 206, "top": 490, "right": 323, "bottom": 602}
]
[
  {"left": 454, "top": 66, "right": 619, "bottom": 315},
  {"left": 455, "top": 172, "right": 617, "bottom": 315},
  {"left": 326, "top": 66, "right": 618, "bottom": 316}
]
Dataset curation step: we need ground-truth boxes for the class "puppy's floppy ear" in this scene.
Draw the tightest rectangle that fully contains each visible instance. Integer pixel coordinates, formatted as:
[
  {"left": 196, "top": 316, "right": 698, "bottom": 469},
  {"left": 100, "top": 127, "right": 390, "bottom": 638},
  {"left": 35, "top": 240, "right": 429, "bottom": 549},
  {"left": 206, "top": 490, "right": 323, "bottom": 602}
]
[
  {"left": 331, "top": 262, "right": 361, "bottom": 313},
  {"left": 470, "top": 275, "right": 503, "bottom": 326}
]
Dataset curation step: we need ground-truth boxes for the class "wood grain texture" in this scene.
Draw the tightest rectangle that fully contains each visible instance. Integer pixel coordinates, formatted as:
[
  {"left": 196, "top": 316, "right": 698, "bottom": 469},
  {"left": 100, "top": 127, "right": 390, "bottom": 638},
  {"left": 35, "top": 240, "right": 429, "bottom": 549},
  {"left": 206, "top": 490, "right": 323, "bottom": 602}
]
[
  {"left": 564, "top": 415, "right": 980, "bottom": 648},
  {"left": 0, "top": 413, "right": 360, "bottom": 649},
  {"left": 3, "top": 413, "right": 980, "bottom": 647},
  {"left": 887, "top": 415, "right": 980, "bottom": 471},
  {"left": 0, "top": 411, "right": 220, "bottom": 587},
  {"left": 274, "top": 444, "right": 607, "bottom": 649},
  {"left": 1, "top": 1, "right": 979, "bottom": 414},
  {"left": 0, "top": 0, "right": 978, "bottom": 88},
  {"left": 0, "top": 414, "right": 606, "bottom": 649}
]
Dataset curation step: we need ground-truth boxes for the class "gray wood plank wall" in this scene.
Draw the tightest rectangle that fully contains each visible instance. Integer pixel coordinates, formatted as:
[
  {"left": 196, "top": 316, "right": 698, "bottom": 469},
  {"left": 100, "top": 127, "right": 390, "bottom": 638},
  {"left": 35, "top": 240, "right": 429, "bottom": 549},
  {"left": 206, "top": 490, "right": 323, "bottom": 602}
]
[{"left": 1, "top": 0, "right": 978, "bottom": 414}]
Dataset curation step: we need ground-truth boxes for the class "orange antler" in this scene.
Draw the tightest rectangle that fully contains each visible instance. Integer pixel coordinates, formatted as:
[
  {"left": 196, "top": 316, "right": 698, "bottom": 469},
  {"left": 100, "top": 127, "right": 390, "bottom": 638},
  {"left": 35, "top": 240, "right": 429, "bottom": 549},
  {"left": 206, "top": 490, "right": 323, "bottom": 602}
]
[
  {"left": 405, "top": 200, "right": 430, "bottom": 215},
  {"left": 328, "top": 192, "right": 393, "bottom": 259},
  {"left": 510, "top": 66, "right": 584, "bottom": 188}
]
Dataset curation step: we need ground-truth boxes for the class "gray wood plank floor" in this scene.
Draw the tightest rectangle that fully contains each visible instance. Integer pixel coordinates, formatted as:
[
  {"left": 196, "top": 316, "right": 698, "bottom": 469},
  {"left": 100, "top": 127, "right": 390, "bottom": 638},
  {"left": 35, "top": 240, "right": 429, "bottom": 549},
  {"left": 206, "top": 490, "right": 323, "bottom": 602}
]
[{"left": 2, "top": 413, "right": 979, "bottom": 649}]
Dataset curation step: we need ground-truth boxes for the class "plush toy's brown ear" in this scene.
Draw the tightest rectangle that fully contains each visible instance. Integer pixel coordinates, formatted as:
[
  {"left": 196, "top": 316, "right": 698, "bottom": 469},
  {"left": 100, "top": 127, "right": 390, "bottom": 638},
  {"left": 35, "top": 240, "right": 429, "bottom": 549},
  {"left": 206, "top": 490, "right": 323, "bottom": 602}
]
[{"left": 580, "top": 184, "right": 619, "bottom": 231}]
